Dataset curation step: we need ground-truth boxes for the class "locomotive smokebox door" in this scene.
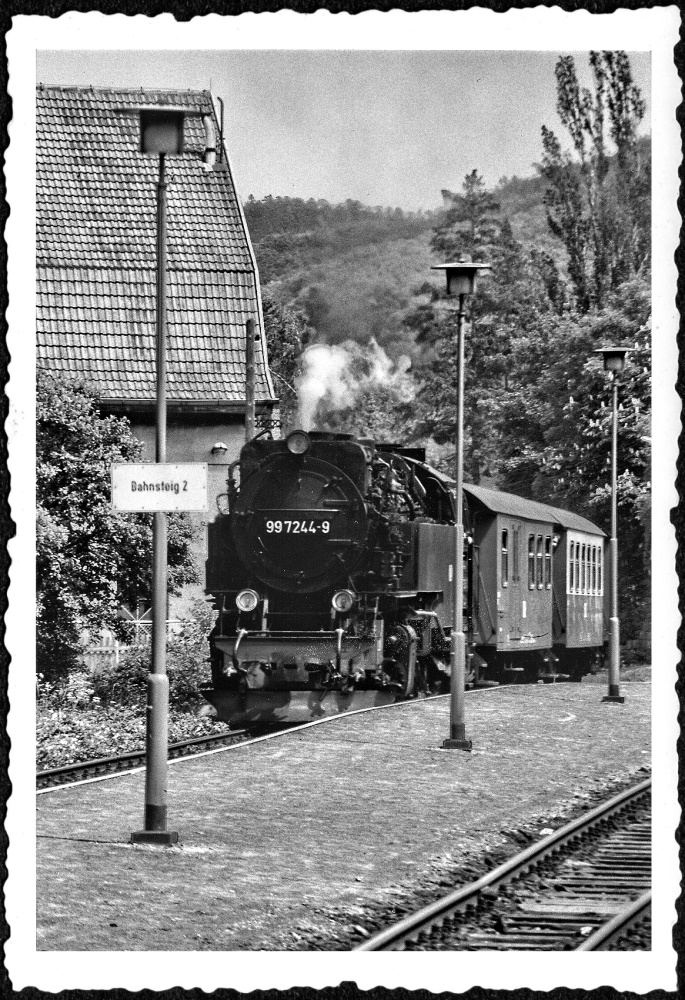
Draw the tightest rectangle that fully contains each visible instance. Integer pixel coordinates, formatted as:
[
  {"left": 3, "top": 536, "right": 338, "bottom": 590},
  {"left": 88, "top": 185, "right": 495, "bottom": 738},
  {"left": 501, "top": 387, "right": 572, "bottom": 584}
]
[{"left": 231, "top": 452, "right": 368, "bottom": 593}]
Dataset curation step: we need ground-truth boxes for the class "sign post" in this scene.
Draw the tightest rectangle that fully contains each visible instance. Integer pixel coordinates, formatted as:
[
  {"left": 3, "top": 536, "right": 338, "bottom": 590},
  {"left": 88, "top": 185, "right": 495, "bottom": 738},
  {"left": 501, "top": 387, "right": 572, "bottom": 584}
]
[{"left": 118, "top": 464, "right": 207, "bottom": 846}]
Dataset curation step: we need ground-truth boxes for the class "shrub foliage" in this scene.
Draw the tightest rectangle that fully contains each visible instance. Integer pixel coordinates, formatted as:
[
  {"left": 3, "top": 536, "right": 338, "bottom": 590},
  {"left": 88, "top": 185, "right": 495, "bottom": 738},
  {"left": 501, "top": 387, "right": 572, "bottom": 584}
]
[{"left": 37, "top": 372, "right": 198, "bottom": 679}]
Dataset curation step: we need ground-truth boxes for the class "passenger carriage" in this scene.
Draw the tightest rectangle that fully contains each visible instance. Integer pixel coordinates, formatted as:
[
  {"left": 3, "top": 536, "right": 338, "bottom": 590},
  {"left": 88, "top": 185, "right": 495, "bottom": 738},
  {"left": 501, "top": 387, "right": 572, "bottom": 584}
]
[{"left": 464, "top": 484, "right": 606, "bottom": 683}]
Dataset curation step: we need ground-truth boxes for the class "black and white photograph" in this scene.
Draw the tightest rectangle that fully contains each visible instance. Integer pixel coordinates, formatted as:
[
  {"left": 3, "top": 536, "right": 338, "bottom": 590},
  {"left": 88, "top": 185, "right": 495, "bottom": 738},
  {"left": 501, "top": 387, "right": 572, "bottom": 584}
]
[{"left": 4, "top": 7, "right": 680, "bottom": 994}]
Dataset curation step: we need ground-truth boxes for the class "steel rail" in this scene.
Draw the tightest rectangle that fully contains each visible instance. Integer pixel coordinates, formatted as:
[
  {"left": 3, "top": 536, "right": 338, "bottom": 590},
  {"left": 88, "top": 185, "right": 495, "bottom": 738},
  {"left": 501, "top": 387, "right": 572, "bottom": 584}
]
[
  {"left": 36, "top": 729, "right": 248, "bottom": 789},
  {"left": 576, "top": 891, "right": 651, "bottom": 951},
  {"left": 354, "top": 777, "right": 651, "bottom": 951}
]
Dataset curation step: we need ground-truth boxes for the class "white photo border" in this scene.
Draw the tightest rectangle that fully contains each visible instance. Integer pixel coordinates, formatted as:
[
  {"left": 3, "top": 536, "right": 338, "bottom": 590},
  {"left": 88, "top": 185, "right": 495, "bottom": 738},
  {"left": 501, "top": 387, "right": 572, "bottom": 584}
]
[{"left": 5, "top": 7, "right": 680, "bottom": 993}]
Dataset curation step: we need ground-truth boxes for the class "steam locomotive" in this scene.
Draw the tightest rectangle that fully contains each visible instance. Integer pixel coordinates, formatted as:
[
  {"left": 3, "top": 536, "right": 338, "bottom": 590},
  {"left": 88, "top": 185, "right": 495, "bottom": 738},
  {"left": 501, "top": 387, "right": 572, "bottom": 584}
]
[{"left": 205, "top": 430, "right": 606, "bottom": 725}]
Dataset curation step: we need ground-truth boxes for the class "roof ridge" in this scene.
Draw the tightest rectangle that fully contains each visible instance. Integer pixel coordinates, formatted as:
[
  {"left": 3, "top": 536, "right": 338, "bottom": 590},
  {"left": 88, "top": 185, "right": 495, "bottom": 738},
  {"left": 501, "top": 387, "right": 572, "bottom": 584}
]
[{"left": 36, "top": 84, "right": 211, "bottom": 97}]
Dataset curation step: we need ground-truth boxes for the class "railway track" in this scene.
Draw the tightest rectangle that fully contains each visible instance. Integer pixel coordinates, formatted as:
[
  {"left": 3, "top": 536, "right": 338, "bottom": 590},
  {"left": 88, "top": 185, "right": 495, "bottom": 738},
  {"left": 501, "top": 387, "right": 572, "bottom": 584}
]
[
  {"left": 36, "top": 683, "right": 571, "bottom": 793},
  {"left": 35, "top": 689, "right": 473, "bottom": 790},
  {"left": 354, "top": 778, "right": 651, "bottom": 952},
  {"left": 36, "top": 729, "right": 249, "bottom": 789}
]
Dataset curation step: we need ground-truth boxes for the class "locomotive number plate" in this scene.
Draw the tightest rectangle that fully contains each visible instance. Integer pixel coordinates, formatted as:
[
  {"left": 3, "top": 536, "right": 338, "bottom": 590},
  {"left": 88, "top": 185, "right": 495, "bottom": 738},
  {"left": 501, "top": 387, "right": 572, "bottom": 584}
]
[{"left": 260, "top": 510, "right": 337, "bottom": 535}]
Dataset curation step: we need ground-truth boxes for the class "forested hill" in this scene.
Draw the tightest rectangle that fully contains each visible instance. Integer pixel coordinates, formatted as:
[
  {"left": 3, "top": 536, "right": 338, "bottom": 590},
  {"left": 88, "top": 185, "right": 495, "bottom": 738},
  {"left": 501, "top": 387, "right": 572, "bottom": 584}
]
[
  {"left": 243, "top": 175, "right": 558, "bottom": 281},
  {"left": 243, "top": 196, "right": 435, "bottom": 284},
  {"left": 243, "top": 172, "right": 562, "bottom": 360}
]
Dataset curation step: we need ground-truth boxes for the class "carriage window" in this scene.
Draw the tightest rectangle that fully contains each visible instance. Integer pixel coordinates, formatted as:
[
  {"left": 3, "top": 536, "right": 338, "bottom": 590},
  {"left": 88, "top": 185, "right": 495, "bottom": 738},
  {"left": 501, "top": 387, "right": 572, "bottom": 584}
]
[
  {"left": 513, "top": 528, "right": 519, "bottom": 582},
  {"left": 536, "top": 534, "right": 543, "bottom": 588},
  {"left": 587, "top": 545, "right": 592, "bottom": 595},
  {"left": 575, "top": 542, "right": 581, "bottom": 593},
  {"left": 580, "top": 543, "right": 586, "bottom": 593},
  {"left": 597, "top": 546, "right": 603, "bottom": 594},
  {"left": 591, "top": 546, "right": 596, "bottom": 593},
  {"left": 528, "top": 535, "right": 535, "bottom": 589},
  {"left": 501, "top": 529, "right": 508, "bottom": 587},
  {"left": 545, "top": 535, "right": 552, "bottom": 588}
]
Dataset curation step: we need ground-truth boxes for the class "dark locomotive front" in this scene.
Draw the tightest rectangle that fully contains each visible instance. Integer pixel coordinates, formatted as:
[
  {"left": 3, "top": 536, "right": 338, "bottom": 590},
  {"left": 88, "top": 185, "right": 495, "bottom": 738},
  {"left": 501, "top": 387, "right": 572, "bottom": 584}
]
[{"left": 205, "top": 430, "right": 457, "bottom": 724}]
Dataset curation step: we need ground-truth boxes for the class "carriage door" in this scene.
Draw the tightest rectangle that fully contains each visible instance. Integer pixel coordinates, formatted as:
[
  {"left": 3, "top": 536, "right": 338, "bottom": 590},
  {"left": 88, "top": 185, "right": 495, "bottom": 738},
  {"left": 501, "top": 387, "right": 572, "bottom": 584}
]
[
  {"left": 498, "top": 518, "right": 522, "bottom": 646},
  {"left": 507, "top": 520, "right": 523, "bottom": 641}
]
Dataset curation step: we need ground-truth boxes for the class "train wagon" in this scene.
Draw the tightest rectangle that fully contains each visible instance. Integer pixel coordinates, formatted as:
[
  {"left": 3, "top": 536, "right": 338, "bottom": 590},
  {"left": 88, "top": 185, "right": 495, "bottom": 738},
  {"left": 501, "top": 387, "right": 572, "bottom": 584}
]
[
  {"left": 462, "top": 483, "right": 606, "bottom": 683},
  {"left": 204, "top": 431, "right": 607, "bottom": 724}
]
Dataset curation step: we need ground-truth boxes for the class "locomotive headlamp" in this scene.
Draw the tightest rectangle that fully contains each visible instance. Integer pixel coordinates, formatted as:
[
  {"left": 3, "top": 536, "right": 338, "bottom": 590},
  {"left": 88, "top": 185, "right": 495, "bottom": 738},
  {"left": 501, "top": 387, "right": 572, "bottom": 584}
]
[
  {"left": 286, "top": 430, "right": 311, "bottom": 455},
  {"left": 331, "top": 589, "right": 355, "bottom": 614},
  {"left": 236, "top": 589, "right": 260, "bottom": 613}
]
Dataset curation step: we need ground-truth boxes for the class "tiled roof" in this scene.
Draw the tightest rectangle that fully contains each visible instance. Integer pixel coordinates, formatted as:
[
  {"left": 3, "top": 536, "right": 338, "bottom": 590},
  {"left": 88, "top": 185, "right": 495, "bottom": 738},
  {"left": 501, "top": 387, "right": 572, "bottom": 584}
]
[{"left": 36, "top": 85, "right": 275, "bottom": 404}]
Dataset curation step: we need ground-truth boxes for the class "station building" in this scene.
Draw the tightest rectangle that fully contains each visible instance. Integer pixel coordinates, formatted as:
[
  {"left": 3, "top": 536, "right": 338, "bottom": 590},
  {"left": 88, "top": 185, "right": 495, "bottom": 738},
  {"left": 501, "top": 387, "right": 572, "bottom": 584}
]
[{"left": 36, "top": 85, "right": 277, "bottom": 610}]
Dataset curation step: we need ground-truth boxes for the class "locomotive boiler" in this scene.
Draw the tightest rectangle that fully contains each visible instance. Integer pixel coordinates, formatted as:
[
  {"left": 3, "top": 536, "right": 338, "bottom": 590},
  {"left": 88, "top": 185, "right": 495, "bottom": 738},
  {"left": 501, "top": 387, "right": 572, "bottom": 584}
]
[{"left": 205, "top": 430, "right": 606, "bottom": 725}]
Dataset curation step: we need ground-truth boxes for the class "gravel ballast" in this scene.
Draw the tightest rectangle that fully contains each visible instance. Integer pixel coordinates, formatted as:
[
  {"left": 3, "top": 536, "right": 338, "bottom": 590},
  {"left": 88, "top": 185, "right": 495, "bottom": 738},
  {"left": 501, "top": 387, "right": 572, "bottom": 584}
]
[{"left": 36, "top": 681, "right": 650, "bottom": 951}]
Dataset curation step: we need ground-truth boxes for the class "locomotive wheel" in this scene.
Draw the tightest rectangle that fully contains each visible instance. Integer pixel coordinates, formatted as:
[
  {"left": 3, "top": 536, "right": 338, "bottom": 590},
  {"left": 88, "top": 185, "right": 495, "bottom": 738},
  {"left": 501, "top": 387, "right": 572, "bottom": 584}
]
[{"left": 383, "top": 624, "right": 418, "bottom": 697}]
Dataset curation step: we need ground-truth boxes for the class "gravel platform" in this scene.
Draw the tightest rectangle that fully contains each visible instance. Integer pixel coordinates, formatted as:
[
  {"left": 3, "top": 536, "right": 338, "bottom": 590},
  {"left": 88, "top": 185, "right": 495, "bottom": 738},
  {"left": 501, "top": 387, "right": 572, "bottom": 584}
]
[{"left": 36, "top": 681, "right": 650, "bottom": 951}]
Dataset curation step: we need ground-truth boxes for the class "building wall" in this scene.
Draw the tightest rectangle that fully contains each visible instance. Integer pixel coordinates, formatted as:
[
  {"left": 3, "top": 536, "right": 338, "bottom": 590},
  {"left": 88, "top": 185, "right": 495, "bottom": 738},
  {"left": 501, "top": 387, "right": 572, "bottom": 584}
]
[{"left": 130, "top": 415, "right": 248, "bottom": 583}]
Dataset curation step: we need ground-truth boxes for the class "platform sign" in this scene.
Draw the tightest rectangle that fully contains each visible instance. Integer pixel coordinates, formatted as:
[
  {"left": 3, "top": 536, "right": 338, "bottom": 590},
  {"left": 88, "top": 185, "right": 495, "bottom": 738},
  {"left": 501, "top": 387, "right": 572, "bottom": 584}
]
[{"left": 112, "top": 463, "right": 208, "bottom": 512}]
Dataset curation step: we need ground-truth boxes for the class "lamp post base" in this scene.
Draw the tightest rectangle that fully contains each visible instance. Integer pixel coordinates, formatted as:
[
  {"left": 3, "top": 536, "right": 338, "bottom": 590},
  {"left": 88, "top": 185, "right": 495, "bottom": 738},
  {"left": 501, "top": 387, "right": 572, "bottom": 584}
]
[
  {"left": 441, "top": 737, "right": 473, "bottom": 751},
  {"left": 130, "top": 830, "right": 179, "bottom": 846},
  {"left": 602, "top": 683, "right": 624, "bottom": 704}
]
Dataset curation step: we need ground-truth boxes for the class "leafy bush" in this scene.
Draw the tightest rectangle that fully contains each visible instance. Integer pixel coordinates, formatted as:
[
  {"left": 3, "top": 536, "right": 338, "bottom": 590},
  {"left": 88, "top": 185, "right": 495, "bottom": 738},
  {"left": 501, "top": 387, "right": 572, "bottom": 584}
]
[
  {"left": 37, "top": 372, "right": 199, "bottom": 680},
  {"left": 36, "top": 704, "right": 229, "bottom": 770},
  {"left": 91, "top": 589, "right": 217, "bottom": 711},
  {"left": 37, "top": 591, "right": 222, "bottom": 769}
]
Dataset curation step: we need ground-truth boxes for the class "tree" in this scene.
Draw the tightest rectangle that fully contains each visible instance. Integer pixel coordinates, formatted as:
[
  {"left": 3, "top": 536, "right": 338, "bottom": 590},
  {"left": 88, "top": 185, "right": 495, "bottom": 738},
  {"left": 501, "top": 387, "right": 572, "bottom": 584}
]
[
  {"left": 431, "top": 170, "right": 501, "bottom": 262},
  {"left": 37, "top": 373, "right": 198, "bottom": 679},
  {"left": 409, "top": 184, "right": 564, "bottom": 485},
  {"left": 261, "top": 293, "right": 312, "bottom": 431},
  {"left": 540, "top": 52, "right": 649, "bottom": 311},
  {"left": 496, "top": 279, "right": 651, "bottom": 642}
]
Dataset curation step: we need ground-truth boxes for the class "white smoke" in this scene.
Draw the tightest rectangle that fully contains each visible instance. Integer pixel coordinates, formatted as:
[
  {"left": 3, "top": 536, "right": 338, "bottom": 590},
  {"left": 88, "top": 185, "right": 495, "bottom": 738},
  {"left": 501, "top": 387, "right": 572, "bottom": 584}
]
[{"left": 296, "top": 339, "right": 414, "bottom": 431}]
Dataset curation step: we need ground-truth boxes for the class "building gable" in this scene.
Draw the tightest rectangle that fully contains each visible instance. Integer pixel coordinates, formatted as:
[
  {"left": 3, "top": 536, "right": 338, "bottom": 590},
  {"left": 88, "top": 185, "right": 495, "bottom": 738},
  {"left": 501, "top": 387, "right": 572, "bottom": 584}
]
[{"left": 36, "top": 85, "right": 275, "bottom": 407}]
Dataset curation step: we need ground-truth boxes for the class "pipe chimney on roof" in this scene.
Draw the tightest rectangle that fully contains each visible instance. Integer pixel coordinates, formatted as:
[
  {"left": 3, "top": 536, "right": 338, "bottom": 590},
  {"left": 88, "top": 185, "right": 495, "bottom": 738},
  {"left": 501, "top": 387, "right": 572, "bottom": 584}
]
[{"left": 202, "top": 114, "right": 216, "bottom": 170}]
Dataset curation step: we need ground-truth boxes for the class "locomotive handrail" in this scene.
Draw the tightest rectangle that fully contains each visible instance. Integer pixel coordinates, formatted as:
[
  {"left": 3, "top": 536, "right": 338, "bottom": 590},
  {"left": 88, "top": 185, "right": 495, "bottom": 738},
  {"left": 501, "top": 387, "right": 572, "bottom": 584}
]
[{"left": 220, "top": 629, "right": 371, "bottom": 639}]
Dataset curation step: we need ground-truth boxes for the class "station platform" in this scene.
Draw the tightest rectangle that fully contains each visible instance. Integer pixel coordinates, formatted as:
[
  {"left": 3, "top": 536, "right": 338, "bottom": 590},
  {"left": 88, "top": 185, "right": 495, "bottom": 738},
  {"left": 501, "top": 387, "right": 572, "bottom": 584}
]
[{"left": 37, "top": 681, "right": 651, "bottom": 951}]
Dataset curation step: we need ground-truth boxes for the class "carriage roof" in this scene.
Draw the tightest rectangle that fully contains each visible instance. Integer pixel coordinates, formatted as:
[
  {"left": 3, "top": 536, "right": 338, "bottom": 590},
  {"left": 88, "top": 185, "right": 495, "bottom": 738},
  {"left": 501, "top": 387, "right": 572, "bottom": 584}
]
[{"left": 403, "top": 455, "right": 605, "bottom": 537}]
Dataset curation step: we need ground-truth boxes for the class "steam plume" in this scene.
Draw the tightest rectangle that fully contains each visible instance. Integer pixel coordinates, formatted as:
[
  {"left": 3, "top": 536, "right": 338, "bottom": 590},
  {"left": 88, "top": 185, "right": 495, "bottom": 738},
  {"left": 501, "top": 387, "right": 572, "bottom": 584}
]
[{"left": 296, "top": 339, "right": 414, "bottom": 431}]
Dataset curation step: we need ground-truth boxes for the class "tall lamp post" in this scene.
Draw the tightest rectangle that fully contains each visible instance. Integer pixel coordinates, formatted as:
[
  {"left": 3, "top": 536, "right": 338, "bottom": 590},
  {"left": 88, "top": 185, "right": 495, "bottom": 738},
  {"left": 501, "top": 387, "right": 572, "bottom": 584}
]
[
  {"left": 595, "top": 346, "right": 632, "bottom": 706},
  {"left": 131, "top": 109, "right": 186, "bottom": 845},
  {"left": 432, "top": 261, "right": 491, "bottom": 750}
]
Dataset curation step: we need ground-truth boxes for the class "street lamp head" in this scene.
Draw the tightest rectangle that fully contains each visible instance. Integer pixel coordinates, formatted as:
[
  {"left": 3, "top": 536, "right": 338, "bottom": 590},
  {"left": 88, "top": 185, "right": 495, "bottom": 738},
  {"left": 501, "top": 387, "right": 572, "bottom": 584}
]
[
  {"left": 594, "top": 346, "right": 633, "bottom": 374},
  {"left": 140, "top": 108, "right": 186, "bottom": 155},
  {"left": 431, "top": 260, "right": 492, "bottom": 297}
]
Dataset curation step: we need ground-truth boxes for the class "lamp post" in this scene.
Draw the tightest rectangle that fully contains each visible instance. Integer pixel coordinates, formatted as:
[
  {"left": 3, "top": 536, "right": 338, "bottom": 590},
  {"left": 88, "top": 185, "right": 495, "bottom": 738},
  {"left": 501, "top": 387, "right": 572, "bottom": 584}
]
[
  {"left": 595, "top": 346, "right": 632, "bottom": 706},
  {"left": 432, "top": 261, "right": 491, "bottom": 750},
  {"left": 131, "top": 109, "right": 186, "bottom": 845}
]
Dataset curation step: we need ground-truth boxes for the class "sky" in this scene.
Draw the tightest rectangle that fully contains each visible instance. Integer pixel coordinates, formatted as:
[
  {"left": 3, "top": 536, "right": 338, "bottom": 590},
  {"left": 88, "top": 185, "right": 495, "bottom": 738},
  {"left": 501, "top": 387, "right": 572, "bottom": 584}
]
[{"left": 37, "top": 49, "right": 651, "bottom": 211}]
